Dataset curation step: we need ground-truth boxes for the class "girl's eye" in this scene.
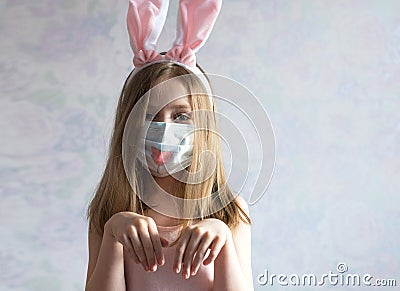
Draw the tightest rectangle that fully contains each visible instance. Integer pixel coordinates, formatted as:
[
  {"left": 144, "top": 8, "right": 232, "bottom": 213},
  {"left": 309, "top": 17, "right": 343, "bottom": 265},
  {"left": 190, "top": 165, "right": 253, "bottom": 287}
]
[{"left": 174, "top": 112, "right": 191, "bottom": 122}]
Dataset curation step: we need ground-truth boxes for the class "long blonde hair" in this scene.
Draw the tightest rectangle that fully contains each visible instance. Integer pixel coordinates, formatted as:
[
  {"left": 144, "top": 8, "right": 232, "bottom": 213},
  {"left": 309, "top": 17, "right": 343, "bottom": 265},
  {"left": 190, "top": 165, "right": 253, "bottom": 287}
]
[{"left": 87, "top": 61, "right": 251, "bottom": 243}]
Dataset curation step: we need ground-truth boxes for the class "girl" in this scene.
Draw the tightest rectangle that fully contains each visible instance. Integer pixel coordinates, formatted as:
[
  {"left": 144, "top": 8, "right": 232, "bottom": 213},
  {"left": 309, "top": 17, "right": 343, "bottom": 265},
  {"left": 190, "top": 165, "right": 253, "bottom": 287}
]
[{"left": 85, "top": 1, "right": 253, "bottom": 290}]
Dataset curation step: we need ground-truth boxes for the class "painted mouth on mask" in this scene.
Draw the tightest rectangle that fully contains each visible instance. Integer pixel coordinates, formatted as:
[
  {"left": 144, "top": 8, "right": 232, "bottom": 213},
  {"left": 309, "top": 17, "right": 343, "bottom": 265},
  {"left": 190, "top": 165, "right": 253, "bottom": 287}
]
[{"left": 151, "top": 147, "right": 172, "bottom": 165}]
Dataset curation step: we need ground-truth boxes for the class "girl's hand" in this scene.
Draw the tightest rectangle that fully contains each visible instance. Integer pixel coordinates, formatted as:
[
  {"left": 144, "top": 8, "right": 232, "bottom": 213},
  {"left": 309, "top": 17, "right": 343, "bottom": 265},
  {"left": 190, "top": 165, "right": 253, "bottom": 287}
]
[
  {"left": 105, "top": 211, "right": 169, "bottom": 272},
  {"left": 173, "top": 218, "right": 231, "bottom": 279}
]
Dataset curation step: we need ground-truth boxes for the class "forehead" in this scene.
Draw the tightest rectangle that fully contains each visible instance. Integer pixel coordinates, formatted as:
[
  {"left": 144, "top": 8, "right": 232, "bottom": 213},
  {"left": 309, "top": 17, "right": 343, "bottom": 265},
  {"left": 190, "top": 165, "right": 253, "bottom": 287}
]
[{"left": 148, "top": 78, "right": 191, "bottom": 111}]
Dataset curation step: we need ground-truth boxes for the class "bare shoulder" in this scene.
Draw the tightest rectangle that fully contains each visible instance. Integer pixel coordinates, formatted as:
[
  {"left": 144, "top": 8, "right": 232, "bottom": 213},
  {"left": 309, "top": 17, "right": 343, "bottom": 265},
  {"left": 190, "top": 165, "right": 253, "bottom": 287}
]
[
  {"left": 234, "top": 194, "right": 250, "bottom": 215},
  {"left": 231, "top": 194, "right": 251, "bottom": 237}
]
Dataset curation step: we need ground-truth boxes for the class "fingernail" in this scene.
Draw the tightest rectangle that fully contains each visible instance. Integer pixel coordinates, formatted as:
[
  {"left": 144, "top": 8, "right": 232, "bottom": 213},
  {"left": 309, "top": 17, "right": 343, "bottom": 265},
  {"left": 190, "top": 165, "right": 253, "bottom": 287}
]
[
  {"left": 151, "top": 265, "right": 157, "bottom": 272},
  {"left": 185, "top": 272, "right": 189, "bottom": 279}
]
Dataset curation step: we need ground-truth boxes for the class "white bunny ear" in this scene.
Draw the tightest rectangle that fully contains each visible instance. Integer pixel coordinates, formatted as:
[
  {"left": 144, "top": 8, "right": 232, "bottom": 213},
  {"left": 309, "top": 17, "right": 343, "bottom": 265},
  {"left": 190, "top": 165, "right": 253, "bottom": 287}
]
[
  {"left": 127, "top": 0, "right": 169, "bottom": 67},
  {"left": 165, "top": 0, "right": 222, "bottom": 67}
]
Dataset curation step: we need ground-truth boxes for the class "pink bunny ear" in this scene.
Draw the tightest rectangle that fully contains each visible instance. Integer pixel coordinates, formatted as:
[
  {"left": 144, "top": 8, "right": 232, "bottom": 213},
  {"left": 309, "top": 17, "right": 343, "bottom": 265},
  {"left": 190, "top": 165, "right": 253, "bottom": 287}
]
[
  {"left": 127, "top": 0, "right": 169, "bottom": 67},
  {"left": 165, "top": 0, "right": 222, "bottom": 67}
]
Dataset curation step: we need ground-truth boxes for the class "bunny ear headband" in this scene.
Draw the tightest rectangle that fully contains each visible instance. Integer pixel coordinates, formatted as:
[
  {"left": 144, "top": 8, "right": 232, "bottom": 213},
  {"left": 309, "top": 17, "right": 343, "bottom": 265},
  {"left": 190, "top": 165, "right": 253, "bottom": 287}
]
[{"left": 127, "top": 0, "right": 222, "bottom": 106}]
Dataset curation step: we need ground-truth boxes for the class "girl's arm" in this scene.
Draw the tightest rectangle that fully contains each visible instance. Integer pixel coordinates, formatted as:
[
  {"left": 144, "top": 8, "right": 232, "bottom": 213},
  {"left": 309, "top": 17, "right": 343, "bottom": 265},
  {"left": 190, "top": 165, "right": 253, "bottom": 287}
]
[
  {"left": 85, "top": 212, "right": 168, "bottom": 291},
  {"left": 85, "top": 221, "right": 126, "bottom": 291},
  {"left": 213, "top": 196, "right": 254, "bottom": 291}
]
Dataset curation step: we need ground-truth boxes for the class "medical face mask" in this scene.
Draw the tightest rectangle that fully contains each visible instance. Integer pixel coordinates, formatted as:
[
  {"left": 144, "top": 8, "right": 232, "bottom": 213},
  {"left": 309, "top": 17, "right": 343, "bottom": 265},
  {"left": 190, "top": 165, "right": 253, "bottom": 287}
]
[{"left": 138, "top": 121, "right": 195, "bottom": 177}]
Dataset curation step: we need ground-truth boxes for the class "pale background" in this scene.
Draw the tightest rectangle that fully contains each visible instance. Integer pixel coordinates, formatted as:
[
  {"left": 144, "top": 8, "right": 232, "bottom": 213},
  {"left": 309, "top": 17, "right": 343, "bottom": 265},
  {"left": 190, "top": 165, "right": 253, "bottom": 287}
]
[{"left": 1, "top": 0, "right": 399, "bottom": 290}]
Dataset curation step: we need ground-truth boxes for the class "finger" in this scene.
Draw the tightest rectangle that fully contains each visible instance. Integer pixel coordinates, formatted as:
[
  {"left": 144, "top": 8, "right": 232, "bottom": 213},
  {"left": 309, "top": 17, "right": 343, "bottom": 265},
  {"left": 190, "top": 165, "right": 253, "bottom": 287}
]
[
  {"left": 181, "top": 232, "right": 202, "bottom": 279},
  {"left": 173, "top": 229, "right": 192, "bottom": 274},
  {"left": 147, "top": 222, "right": 165, "bottom": 266},
  {"left": 122, "top": 235, "right": 136, "bottom": 262},
  {"left": 190, "top": 236, "right": 214, "bottom": 276},
  {"left": 129, "top": 227, "right": 148, "bottom": 271},
  {"left": 138, "top": 225, "right": 157, "bottom": 272},
  {"left": 202, "top": 236, "right": 224, "bottom": 266},
  {"left": 122, "top": 234, "right": 140, "bottom": 263}
]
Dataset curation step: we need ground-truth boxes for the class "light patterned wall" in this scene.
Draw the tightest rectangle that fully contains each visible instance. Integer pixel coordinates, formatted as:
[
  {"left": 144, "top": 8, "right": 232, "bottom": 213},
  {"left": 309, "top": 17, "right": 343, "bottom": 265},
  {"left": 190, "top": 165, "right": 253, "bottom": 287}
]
[{"left": 0, "top": 1, "right": 399, "bottom": 290}]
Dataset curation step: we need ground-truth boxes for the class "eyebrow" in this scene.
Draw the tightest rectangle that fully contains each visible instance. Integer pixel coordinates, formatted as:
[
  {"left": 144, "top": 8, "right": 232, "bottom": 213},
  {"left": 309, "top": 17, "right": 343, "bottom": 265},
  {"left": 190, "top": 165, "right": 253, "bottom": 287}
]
[
  {"left": 146, "top": 104, "right": 192, "bottom": 116},
  {"left": 171, "top": 104, "right": 191, "bottom": 110}
]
